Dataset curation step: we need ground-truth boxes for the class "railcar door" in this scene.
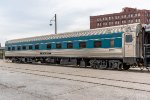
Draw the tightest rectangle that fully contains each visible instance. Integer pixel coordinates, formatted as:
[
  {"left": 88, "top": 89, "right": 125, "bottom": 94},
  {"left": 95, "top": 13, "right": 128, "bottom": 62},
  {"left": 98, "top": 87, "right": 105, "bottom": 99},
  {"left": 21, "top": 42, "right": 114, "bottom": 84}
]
[
  {"left": 143, "top": 25, "right": 150, "bottom": 67},
  {"left": 123, "top": 32, "right": 136, "bottom": 64}
]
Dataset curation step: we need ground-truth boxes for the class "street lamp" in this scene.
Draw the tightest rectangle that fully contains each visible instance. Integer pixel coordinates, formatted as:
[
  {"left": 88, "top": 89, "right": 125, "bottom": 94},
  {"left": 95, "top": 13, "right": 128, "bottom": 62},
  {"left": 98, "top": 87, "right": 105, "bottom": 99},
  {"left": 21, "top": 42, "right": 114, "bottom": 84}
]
[{"left": 50, "top": 14, "right": 57, "bottom": 34}]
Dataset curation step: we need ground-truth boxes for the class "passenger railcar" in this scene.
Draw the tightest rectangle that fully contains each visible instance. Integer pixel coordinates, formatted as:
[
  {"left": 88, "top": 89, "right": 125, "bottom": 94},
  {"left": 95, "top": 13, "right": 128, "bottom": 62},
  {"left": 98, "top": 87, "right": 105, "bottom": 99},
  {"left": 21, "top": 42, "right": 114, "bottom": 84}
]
[{"left": 5, "top": 23, "right": 150, "bottom": 70}]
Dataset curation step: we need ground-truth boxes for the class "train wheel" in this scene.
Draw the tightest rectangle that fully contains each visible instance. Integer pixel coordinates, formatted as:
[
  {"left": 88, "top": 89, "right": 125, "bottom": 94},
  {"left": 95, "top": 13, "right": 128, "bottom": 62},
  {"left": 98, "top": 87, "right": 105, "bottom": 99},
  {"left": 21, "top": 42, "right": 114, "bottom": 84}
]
[
  {"left": 12, "top": 60, "right": 15, "bottom": 63},
  {"left": 123, "top": 65, "right": 130, "bottom": 70},
  {"left": 12, "top": 58, "right": 16, "bottom": 63},
  {"left": 92, "top": 64, "right": 99, "bottom": 69},
  {"left": 79, "top": 60, "right": 86, "bottom": 68},
  {"left": 90, "top": 60, "right": 99, "bottom": 69},
  {"left": 95, "top": 64, "right": 99, "bottom": 69},
  {"left": 118, "top": 63, "right": 123, "bottom": 70}
]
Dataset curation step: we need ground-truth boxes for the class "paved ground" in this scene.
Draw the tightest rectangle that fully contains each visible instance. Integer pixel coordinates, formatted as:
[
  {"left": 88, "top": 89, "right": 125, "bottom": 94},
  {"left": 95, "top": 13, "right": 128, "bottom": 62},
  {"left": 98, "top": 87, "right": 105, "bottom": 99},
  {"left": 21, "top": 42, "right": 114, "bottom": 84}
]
[{"left": 0, "top": 60, "right": 150, "bottom": 100}]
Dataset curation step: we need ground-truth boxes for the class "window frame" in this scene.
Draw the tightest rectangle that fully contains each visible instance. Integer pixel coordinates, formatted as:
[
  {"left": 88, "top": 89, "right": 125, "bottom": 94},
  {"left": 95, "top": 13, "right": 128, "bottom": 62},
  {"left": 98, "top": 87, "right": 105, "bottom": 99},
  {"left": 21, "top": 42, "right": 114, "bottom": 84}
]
[
  {"left": 125, "top": 35, "right": 133, "bottom": 43},
  {"left": 22, "top": 46, "right": 26, "bottom": 50},
  {"left": 67, "top": 42, "right": 73, "bottom": 49},
  {"left": 17, "top": 46, "right": 21, "bottom": 51},
  {"left": 8, "top": 47, "right": 11, "bottom": 51},
  {"left": 47, "top": 43, "right": 51, "bottom": 49},
  {"left": 94, "top": 41, "right": 102, "bottom": 48},
  {"left": 35, "top": 44, "right": 39, "bottom": 50},
  {"left": 79, "top": 42, "right": 86, "bottom": 49},
  {"left": 56, "top": 43, "right": 62, "bottom": 49},
  {"left": 29, "top": 45, "right": 33, "bottom": 50},
  {"left": 12, "top": 47, "right": 15, "bottom": 51},
  {"left": 110, "top": 39, "right": 114, "bottom": 48}
]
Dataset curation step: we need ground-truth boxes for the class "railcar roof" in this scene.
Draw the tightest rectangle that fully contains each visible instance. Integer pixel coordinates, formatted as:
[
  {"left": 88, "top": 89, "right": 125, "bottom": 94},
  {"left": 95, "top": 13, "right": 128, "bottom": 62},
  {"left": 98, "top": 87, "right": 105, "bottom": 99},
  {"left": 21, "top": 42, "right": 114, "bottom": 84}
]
[{"left": 6, "top": 23, "right": 140, "bottom": 44}]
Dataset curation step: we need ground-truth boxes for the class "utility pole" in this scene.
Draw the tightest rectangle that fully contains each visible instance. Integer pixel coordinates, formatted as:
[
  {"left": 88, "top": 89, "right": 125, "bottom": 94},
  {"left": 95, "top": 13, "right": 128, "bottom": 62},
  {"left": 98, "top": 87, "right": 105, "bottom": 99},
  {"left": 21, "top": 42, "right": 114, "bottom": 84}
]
[{"left": 50, "top": 14, "right": 57, "bottom": 34}]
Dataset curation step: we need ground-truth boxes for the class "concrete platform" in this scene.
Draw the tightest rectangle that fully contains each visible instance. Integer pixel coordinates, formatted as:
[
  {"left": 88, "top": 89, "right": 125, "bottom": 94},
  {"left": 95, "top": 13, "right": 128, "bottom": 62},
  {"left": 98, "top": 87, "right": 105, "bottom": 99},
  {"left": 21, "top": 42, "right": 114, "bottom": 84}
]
[{"left": 0, "top": 60, "right": 150, "bottom": 100}]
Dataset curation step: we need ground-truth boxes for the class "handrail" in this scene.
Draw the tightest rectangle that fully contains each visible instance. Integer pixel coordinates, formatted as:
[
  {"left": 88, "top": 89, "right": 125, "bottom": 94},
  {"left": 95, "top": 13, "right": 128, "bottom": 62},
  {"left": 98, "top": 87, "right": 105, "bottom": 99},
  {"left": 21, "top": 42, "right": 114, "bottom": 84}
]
[{"left": 144, "top": 44, "right": 150, "bottom": 46}]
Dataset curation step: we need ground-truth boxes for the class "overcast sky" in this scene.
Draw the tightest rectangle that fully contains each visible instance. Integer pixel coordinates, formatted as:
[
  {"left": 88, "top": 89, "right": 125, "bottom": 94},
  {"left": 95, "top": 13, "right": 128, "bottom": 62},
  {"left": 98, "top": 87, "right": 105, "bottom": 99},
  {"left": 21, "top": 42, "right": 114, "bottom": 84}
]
[{"left": 0, "top": 0, "right": 150, "bottom": 46}]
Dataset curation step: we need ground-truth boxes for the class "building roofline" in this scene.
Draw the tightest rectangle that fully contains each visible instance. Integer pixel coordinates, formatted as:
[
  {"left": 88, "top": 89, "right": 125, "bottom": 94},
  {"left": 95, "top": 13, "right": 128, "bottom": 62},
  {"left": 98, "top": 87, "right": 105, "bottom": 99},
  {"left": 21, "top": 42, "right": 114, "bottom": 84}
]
[{"left": 90, "top": 7, "right": 150, "bottom": 18}]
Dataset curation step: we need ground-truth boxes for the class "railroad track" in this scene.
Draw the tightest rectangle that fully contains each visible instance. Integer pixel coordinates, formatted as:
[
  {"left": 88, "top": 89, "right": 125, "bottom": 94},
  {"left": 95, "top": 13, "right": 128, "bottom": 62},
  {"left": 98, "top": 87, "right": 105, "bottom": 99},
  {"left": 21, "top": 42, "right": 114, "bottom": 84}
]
[
  {"left": 0, "top": 65, "right": 150, "bottom": 93},
  {"left": 0, "top": 65, "right": 150, "bottom": 86},
  {"left": 5, "top": 61, "right": 150, "bottom": 73}
]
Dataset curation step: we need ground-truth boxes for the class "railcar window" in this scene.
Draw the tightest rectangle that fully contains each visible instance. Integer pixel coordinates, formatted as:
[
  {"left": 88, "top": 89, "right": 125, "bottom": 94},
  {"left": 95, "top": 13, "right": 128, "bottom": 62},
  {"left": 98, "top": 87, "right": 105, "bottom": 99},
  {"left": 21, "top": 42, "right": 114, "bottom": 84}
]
[
  {"left": 29, "top": 45, "right": 33, "bottom": 50},
  {"left": 47, "top": 44, "right": 51, "bottom": 49},
  {"left": 8, "top": 47, "right": 11, "bottom": 51},
  {"left": 79, "top": 42, "right": 86, "bottom": 48},
  {"left": 94, "top": 41, "right": 102, "bottom": 48},
  {"left": 56, "top": 43, "right": 61, "bottom": 49},
  {"left": 12, "top": 47, "right": 15, "bottom": 51},
  {"left": 35, "top": 44, "right": 39, "bottom": 50},
  {"left": 17, "top": 46, "right": 21, "bottom": 50},
  {"left": 22, "top": 46, "right": 26, "bottom": 50},
  {"left": 110, "top": 39, "right": 114, "bottom": 48},
  {"left": 126, "top": 35, "right": 133, "bottom": 43},
  {"left": 67, "top": 43, "right": 73, "bottom": 49}
]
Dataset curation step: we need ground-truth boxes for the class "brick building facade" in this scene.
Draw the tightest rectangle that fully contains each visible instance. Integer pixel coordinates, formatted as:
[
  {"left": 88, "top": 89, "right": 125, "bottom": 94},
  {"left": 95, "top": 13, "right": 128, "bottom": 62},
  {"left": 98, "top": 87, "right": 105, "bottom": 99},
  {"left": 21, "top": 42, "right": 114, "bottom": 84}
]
[{"left": 90, "top": 7, "right": 150, "bottom": 29}]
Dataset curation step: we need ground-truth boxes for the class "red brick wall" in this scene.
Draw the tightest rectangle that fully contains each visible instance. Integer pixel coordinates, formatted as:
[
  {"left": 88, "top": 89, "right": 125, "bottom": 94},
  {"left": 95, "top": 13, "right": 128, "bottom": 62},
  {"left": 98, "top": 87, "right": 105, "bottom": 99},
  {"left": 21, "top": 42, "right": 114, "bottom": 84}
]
[{"left": 90, "top": 7, "right": 150, "bottom": 29}]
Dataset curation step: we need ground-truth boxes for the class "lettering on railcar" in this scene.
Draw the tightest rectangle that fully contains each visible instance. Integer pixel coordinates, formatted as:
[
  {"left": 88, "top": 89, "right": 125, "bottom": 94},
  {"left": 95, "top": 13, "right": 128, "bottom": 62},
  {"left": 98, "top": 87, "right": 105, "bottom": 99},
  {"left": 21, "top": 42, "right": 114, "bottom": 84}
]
[{"left": 40, "top": 52, "right": 51, "bottom": 55}]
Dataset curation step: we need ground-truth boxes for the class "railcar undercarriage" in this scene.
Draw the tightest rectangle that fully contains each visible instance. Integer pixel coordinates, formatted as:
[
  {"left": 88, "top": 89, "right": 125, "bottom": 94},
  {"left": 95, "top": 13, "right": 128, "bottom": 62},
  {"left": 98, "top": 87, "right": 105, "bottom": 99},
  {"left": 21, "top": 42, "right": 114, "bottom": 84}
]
[{"left": 6, "top": 56, "right": 132, "bottom": 70}]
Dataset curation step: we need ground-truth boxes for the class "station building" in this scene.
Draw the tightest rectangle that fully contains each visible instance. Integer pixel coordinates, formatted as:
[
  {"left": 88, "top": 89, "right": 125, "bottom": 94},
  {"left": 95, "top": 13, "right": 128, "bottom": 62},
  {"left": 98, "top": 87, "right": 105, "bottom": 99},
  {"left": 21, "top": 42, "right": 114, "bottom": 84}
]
[
  {"left": 90, "top": 7, "right": 150, "bottom": 29},
  {"left": 0, "top": 47, "right": 5, "bottom": 59}
]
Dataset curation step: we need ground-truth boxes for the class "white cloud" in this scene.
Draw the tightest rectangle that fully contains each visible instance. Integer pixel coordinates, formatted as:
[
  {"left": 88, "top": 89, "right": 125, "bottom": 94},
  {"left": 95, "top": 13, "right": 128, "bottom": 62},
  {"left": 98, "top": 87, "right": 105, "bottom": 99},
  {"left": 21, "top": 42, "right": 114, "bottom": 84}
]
[{"left": 0, "top": 0, "right": 150, "bottom": 46}]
